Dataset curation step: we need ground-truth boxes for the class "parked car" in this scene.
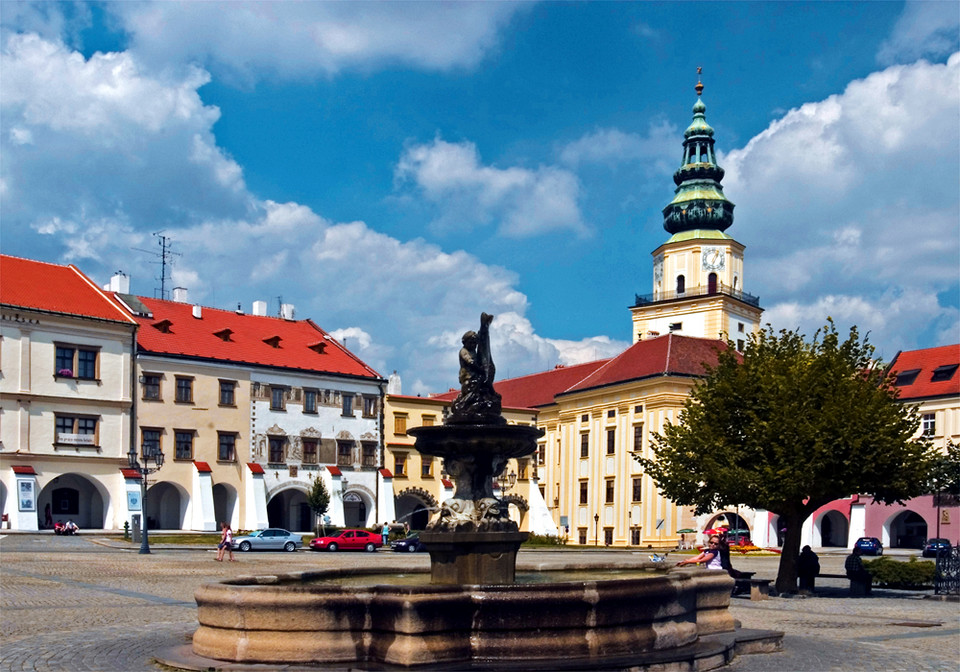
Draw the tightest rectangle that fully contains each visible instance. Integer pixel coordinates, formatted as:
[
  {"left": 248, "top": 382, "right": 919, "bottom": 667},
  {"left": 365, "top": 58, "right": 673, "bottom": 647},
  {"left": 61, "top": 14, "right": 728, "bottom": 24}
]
[
  {"left": 391, "top": 532, "right": 426, "bottom": 553},
  {"left": 854, "top": 536, "right": 883, "bottom": 556},
  {"left": 310, "top": 529, "right": 382, "bottom": 552},
  {"left": 922, "top": 538, "right": 952, "bottom": 558},
  {"left": 232, "top": 528, "right": 303, "bottom": 552}
]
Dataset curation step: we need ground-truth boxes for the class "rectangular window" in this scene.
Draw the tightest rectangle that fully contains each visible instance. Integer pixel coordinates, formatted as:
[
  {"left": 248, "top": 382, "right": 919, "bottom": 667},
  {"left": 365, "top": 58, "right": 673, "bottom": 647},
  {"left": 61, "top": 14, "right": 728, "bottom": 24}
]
[
  {"left": 362, "top": 442, "right": 377, "bottom": 467},
  {"left": 394, "top": 453, "right": 407, "bottom": 477},
  {"left": 633, "top": 425, "right": 643, "bottom": 452},
  {"left": 669, "top": 322, "right": 682, "bottom": 332},
  {"left": 607, "top": 409, "right": 615, "bottom": 418},
  {"left": 218, "top": 433, "right": 237, "bottom": 462},
  {"left": 219, "top": 380, "right": 235, "bottom": 406},
  {"left": 738, "top": 322, "right": 745, "bottom": 333},
  {"left": 270, "top": 386, "right": 286, "bottom": 411},
  {"left": 537, "top": 444, "right": 546, "bottom": 466},
  {"left": 421, "top": 415, "right": 435, "bottom": 427},
  {"left": 342, "top": 394, "right": 354, "bottom": 416},
  {"left": 631, "top": 528, "right": 641, "bottom": 545},
  {"left": 605, "top": 479, "right": 615, "bottom": 503},
  {"left": 922, "top": 413, "right": 936, "bottom": 436},
  {"left": 737, "top": 339, "right": 745, "bottom": 351},
  {"left": 421, "top": 457, "right": 433, "bottom": 478},
  {"left": 55, "top": 415, "right": 99, "bottom": 446},
  {"left": 581, "top": 414, "right": 589, "bottom": 423},
  {"left": 579, "top": 480, "right": 588, "bottom": 505},
  {"left": 932, "top": 364, "right": 959, "bottom": 382},
  {"left": 141, "top": 428, "right": 161, "bottom": 459},
  {"left": 337, "top": 441, "right": 352, "bottom": 466},
  {"left": 604, "top": 528, "right": 613, "bottom": 546},
  {"left": 634, "top": 405, "right": 643, "bottom": 414},
  {"left": 580, "top": 433, "right": 589, "bottom": 458},
  {"left": 394, "top": 414, "right": 408, "bottom": 435},
  {"left": 302, "top": 439, "right": 318, "bottom": 464},
  {"left": 578, "top": 528, "right": 587, "bottom": 545},
  {"left": 518, "top": 459, "right": 528, "bottom": 480},
  {"left": 175, "top": 431, "right": 194, "bottom": 460},
  {"left": 55, "top": 344, "right": 99, "bottom": 379},
  {"left": 175, "top": 377, "right": 194, "bottom": 403},
  {"left": 142, "top": 374, "right": 161, "bottom": 401},
  {"left": 269, "top": 437, "right": 285, "bottom": 464},
  {"left": 362, "top": 396, "right": 377, "bottom": 418},
  {"left": 606, "top": 429, "right": 616, "bottom": 455},
  {"left": 303, "top": 389, "right": 317, "bottom": 414},
  {"left": 632, "top": 477, "right": 642, "bottom": 502}
]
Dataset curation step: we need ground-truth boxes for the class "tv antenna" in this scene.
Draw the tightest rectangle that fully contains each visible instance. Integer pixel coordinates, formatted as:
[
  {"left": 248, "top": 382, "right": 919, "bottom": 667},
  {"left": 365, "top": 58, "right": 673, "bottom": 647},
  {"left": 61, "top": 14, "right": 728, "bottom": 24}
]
[{"left": 133, "top": 232, "right": 181, "bottom": 300}]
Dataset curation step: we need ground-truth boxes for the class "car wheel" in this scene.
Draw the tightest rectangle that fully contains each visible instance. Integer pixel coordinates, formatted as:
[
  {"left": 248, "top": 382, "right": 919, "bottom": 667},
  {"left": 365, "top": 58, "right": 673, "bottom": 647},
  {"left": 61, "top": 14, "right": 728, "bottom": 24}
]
[
  {"left": 408, "top": 544, "right": 418, "bottom": 553},
  {"left": 365, "top": 543, "right": 376, "bottom": 552},
  {"left": 239, "top": 541, "right": 251, "bottom": 552},
  {"left": 284, "top": 541, "right": 296, "bottom": 552},
  {"left": 328, "top": 542, "right": 338, "bottom": 552}
]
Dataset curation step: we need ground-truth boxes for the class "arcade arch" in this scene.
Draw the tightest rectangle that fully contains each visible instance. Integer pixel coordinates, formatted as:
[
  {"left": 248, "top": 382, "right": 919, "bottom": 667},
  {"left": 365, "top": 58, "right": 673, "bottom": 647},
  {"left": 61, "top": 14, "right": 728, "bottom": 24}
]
[
  {"left": 267, "top": 487, "right": 311, "bottom": 532},
  {"left": 396, "top": 488, "right": 438, "bottom": 530},
  {"left": 885, "top": 510, "right": 928, "bottom": 549},
  {"left": 38, "top": 474, "right": 108, "bottom": 529},
  {"left": 213, "top": 483, "right": 239, "bottom": 529},
  {"left": 815, "top": 510, "right": 848, "bottom": 547},
  {"left": 146, "top": 481, "right": 188, "bottom": 530}
]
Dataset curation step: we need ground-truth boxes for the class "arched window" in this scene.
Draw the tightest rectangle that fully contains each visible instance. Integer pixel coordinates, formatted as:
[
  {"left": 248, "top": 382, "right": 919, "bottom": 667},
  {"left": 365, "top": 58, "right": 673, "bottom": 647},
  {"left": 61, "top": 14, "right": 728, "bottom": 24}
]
[
  {"left": 708, "top": 273, "right": 718, "bottom": 294},
  {"left": 676, "top": 275, "right": 685, "bottom": 294}
]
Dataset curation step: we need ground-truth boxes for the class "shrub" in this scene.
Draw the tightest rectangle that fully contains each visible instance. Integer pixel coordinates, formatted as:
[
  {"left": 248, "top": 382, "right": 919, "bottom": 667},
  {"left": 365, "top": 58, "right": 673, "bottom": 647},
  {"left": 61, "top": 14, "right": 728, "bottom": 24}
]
[
  {"left": 863, "top": 556, "right": 936, "bottom": 589},
  {"left": 523, "top": 533, "right": 568, "bottom": 546}
]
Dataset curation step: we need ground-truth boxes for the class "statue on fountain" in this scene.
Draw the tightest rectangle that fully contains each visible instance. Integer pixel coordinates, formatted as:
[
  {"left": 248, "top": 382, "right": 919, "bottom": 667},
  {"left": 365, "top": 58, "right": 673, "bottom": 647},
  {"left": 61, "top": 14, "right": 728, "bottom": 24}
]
[{"left": 449, "top": 312, "right": 505, "bottom": 425}]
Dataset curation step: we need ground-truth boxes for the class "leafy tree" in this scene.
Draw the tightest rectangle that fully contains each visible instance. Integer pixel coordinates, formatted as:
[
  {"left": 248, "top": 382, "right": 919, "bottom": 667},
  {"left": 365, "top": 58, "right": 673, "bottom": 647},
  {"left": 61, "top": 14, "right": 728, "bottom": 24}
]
[
  {"left": 307, "top": 476, "right": 330, "bottom": 536},
  {"left": 637, "top": 322, "right": 936, "bottom": 593}
]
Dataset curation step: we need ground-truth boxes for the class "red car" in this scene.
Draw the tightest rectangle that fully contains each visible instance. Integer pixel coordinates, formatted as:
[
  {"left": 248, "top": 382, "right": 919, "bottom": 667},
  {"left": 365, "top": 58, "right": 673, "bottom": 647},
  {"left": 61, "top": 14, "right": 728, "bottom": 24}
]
[{"left": 309, "top": 529, "right": 382, "bottom": 552}]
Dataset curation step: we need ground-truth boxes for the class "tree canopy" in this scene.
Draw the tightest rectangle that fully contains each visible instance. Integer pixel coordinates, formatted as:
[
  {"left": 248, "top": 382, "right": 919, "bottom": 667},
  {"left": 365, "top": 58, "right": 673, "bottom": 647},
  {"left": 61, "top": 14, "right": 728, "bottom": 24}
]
[
  {"left": 636, "top": 322, "right": 937, "bottom": 592},
  {"left": 307, "top": 476, "right": 330, "bottom": 534}
]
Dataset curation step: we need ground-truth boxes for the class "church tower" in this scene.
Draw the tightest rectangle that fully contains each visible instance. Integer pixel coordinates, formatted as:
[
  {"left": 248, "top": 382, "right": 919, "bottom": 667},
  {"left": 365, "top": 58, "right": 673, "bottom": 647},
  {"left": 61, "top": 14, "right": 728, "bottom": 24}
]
[{"left": 630, "top": 75, "right": 762, "bottom": 349}]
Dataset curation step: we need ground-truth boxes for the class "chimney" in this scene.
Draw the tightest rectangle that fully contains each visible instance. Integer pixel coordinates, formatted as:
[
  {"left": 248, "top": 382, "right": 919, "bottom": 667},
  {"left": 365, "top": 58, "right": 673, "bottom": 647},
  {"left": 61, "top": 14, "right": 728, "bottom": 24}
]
[
  {"left": 280, "top": 303, "right": 295, "bottom": 320},
  {"left": 192, "top": 305, "right": 203, "bottom": 319},
  {"left": 252, "top": 300, "right": 267, "bottom": 316},
  {"left": 172, "top": 287, "right": 188, "bottom": 303},
  {"left": 103, "top": 271, "right": 130, "bottom": 294}
]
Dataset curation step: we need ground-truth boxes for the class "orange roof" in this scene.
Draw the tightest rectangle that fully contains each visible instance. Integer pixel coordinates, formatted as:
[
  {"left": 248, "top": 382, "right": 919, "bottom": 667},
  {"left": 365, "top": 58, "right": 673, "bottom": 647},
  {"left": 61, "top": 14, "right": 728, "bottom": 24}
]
[
  {"left": 0, "top": 255, "right": 135, "bottom": 324},
  {"left": 562, "top": 334, "right": 727, "bottom": 395},
  {"left": 127, "top": 296, "right": 382, "bottom": 380},
  {"left": 890, "top": 344, "right": 960, "bottom": 400}
]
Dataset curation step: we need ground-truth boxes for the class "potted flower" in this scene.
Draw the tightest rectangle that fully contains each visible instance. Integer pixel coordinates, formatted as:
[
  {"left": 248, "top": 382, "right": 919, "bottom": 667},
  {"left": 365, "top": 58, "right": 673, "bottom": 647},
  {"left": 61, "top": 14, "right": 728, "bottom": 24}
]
[{"left": 58, "top": 368, "right": 73, "bottom": 377}]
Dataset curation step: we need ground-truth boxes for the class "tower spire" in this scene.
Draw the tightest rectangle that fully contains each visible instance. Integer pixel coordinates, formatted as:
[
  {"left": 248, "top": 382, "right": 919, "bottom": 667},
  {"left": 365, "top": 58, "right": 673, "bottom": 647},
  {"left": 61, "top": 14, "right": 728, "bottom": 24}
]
[{"left": 661, "top": 69, "right": 734, "bottom": 234}]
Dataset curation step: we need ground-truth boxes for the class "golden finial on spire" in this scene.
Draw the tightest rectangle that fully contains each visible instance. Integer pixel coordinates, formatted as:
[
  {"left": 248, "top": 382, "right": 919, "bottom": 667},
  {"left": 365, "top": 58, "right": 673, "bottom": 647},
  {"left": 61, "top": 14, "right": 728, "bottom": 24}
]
[{"left": 695, "top": 66, "right": 704, "bottom": 96}]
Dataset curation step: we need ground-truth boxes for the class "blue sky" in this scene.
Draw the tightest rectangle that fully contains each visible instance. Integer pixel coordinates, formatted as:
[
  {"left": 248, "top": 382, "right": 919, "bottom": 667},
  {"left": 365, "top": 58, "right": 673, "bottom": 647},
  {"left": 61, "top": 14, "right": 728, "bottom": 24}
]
[{"left": 2, "top": 2, "right": 958, "bottom": 394}]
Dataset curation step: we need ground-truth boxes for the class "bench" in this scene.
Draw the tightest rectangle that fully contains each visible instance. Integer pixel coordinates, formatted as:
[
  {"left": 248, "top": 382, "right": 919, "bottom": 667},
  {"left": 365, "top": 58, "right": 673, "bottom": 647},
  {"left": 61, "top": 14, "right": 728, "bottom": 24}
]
[
  {"left": 734, "top": 576, "right": 773, "bottom": 601},
  {"left": 818, "top": 573, "right": 872, "bottom": 596}
]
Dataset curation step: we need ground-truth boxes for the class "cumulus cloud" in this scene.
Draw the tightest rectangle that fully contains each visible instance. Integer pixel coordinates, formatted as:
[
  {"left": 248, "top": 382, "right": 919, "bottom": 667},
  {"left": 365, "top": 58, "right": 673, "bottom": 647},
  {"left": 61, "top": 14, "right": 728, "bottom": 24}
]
[
  {"left": 723, "top": 53, "right": 959, "bottom": 355},
  {"left": 103, "top": 2, "right": 527, "bottom": 84},
  {"left": 395, "top": 137, "right": 586, "bottom": 237},
  {"left": 559, "top": 121, "right": 677, "bottom": 168},
  {"left": 877, "top": 1, "right": 960, "bottom": 65}
]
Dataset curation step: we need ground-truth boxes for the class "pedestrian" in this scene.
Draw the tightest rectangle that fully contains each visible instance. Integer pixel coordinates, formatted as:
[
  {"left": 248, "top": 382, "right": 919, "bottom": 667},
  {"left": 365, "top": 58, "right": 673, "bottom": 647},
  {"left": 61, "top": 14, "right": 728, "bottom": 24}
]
[
  {"left": 216, "top": 522, "right": 236, "bottom": 562},
  {"left": 44, "top": 503, "right": 53, "bottom": 529},
  {"left": 381, "top": 521, "right": 390, "bottom": 547},
  {"left": 844, "top": 547, "right": 871, "bottom": 595},
  {"left": 797, "top": 545, "right": 820, "bottom": 593},
  {"left": 676, "top": 535, "right": 723, "bottom": 568}
]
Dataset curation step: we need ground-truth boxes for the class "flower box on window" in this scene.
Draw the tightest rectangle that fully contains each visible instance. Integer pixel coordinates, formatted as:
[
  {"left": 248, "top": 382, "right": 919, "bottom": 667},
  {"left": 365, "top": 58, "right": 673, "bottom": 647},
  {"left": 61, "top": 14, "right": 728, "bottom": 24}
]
[{"left": 57, "top": 369, "right": 74, "bottom": 377}]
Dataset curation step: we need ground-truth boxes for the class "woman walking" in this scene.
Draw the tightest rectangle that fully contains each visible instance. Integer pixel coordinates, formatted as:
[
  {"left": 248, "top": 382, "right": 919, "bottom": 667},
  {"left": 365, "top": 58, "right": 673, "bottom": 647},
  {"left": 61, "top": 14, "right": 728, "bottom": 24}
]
[{"left": 216, "top": 522, "right": 236, "bottom": 562}]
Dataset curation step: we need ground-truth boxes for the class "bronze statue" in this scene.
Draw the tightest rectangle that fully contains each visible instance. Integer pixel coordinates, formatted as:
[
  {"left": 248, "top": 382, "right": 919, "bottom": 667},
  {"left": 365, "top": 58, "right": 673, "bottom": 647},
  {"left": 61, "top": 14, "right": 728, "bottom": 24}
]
[{"left": 449, "top": 312, "right": 504, "bottom": 425}]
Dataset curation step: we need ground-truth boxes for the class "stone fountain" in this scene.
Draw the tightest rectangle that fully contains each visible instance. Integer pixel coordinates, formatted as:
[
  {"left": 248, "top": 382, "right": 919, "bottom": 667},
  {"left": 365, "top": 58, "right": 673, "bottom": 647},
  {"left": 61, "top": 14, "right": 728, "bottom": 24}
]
[{"left": 188, "top": 314, "right": 781, "bottom": 670}]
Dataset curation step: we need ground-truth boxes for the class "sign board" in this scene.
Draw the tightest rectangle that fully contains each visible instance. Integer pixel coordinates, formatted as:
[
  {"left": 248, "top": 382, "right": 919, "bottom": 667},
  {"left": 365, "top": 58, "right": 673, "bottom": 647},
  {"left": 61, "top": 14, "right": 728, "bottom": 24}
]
[{"left": 656, "top": 518, "right": 665, "bottom": 530}]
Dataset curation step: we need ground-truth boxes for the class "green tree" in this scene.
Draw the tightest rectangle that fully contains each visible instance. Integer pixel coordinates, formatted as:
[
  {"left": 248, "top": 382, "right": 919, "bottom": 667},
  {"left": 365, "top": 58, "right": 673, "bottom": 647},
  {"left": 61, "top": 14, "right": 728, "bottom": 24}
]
[
  {"left": 307, "top": 476, "right": 330, "bottom": 536},
  {"left": 637, "top": 322, "right": 936, "bottom": 593}
]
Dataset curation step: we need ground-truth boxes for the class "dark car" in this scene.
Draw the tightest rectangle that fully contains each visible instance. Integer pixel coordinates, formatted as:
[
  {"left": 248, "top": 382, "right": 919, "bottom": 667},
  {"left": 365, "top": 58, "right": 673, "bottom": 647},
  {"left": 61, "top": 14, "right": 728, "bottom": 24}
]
[
  {"left": 232, "top": 528, "right": 303, "bottom": 552},
  {"left": 854, "top": 536, "right": 883, "bottom": 556},
  {"left": 922, "top": 538, "right": 952, "bottom": 558},
  {"left": 309, "top": 529, "right": 382, "bottom": 552},
  {"left": 391, "top": 532, "right": 426, "bottom": 553}
]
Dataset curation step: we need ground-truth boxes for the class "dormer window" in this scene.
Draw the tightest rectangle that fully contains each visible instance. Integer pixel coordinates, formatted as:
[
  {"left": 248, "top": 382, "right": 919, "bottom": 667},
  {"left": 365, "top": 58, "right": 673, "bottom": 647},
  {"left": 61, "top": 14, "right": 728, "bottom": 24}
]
[
  {"left": 931, "top": 364, "right": 958, "bottom": 382},
  {"left": 152, "top": 319, "right": 173, "bottom": 333},
  {"left": 308, "top": 341, "right": 327, "bottom": 354},
  {"left": 263, "top": 335, "right": 282, "bottom": 348},
  {"left": 894, "top": 369, "right": 921, "bottom": 386},
  {"left": 214, "top": 328, "right": 233, "bottom": 342}
]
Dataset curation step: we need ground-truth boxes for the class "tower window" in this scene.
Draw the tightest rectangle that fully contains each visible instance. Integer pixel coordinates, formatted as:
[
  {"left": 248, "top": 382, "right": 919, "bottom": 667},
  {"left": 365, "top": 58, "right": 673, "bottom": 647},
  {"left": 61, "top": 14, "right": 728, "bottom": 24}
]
[
  {"left": 676, "top": 275, "right": 685, "bottom": 294},
  {"left": 669, "top": 322, "right": 682, "bottom": 332},
  {"left": 708, "top": 272, "right": 718, "bottom": 294}
]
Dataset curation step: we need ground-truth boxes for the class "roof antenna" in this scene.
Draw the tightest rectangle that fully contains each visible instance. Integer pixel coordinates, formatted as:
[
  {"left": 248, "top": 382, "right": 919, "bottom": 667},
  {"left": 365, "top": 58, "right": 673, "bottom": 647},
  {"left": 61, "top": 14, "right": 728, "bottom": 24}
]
[
  {"left": 696, "top": 66, "right": 704, "bottom": 96},
  {"left": 132, "top": 232, "right": 180, "bottom": 300}
]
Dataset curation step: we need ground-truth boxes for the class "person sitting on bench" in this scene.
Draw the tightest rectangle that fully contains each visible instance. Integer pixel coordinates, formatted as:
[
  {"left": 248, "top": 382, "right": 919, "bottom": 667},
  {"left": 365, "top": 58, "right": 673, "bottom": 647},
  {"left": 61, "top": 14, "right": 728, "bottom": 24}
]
[
  {"left": 676, "top": 535, "right": 722, "bottom": 569},
  {"left": 844, "top": 547, "right": 872, "bottom": 595}
]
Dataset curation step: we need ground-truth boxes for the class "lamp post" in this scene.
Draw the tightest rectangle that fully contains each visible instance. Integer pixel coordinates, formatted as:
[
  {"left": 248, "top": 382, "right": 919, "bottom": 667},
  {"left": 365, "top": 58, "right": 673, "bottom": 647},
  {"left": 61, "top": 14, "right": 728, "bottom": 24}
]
[
  {"left": 594, "top": 513, "right": 600, "bottom": 547},
  {"left": 128, "top": 442, "right": 164, "bottom": 554}
]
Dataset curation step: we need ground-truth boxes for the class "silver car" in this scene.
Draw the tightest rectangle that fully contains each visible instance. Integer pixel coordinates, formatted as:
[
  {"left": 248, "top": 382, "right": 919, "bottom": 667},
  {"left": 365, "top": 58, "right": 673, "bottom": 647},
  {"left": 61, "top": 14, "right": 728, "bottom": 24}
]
[{"left": 232, "top": 528, "right": 303, "bottom": 552}]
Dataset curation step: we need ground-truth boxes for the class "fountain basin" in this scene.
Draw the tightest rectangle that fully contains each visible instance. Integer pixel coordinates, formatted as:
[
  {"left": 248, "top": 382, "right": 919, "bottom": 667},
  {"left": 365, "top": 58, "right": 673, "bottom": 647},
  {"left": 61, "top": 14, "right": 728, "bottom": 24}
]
[{"left": 193, "top": 565, "right": 737, "bottom": 668}]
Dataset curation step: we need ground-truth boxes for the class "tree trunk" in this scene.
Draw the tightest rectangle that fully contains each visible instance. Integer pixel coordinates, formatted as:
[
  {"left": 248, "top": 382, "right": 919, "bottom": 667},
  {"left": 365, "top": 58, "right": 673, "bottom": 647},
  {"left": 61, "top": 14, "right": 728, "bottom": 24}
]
[{"left": 775, "top": 513, "right": 804, "bottom": 594}]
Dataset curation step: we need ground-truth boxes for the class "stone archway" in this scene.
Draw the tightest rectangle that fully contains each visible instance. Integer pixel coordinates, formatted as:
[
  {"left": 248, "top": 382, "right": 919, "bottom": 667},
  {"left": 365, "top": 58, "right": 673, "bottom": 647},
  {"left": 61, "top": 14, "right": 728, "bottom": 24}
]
[
  {"left": 502, "top": 494, "right": 529, "bottom": 527},
  {"left": 266, "top": 486, "right": 311, "bottom": 532},
  {"left": 816, "top": 510, "right": 849, "bottom": 547},
  {"left": 886, "top": 510, "right": 928, "bottom": 549},
  {"left": 396, "top": 487, "right": 439, "bottom": 530},
  {"left": 146, "top": 481, "right": 188, "bottom": 530},
  {"left": 38, "top": 473, "right": 108, "bottom": 529},
  {"left": 213, "top": 483, "right": 238, "bottom": 529}
]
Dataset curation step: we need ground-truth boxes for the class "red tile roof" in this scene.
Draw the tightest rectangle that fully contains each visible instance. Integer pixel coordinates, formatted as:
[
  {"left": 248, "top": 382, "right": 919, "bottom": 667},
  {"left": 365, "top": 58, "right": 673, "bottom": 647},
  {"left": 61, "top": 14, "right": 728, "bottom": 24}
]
[
  {"left": 126, "top": 296, "right": 381, "bottom": 380},
  {"left": 327, "top": 466, "right": 342, "bottom": 476},
  {"left": 562, "top": 334, "right": 727, "bottom": 395},
  {"left": 1, "top": 255, "right": 136, "bottom": 324},
  {"left": 246, "top": 462, "right": 265, "bottom": 475},
  {"left": 12, "top": 465, "right": 36, "bottom": 475},
  {"left": 193, "top": 461, "right": 212, "bottom": 473},
  {"left": 890, "top": 344, "right": 960, "bottom": 400},
  {"left": 120, "top": 468, "right": 142, "bottom": 480},
  {"left": 379, "top": 468, "right": 393, "bottom": 478}
]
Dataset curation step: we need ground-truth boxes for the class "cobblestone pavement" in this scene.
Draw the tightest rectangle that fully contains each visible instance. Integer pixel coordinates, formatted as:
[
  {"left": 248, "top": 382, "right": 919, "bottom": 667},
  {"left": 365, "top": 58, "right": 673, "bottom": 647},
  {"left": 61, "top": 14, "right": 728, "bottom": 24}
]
[{"left": 2, "top": 535, "right": 958, "bottom": 671}]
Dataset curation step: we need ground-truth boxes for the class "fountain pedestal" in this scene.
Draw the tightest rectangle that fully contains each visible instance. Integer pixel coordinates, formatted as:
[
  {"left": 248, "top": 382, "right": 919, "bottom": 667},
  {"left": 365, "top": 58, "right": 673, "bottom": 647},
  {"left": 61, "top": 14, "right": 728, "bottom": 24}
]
[{"left": 420, "top": 530, "right": 527, "bottom": 584}]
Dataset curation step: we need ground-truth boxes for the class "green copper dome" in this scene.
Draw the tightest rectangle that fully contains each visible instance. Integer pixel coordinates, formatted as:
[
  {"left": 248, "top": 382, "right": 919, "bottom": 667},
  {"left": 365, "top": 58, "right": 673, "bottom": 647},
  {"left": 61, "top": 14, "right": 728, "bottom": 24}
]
[{"left": 662, "top": 80, "right": 734, "bottom": 234}]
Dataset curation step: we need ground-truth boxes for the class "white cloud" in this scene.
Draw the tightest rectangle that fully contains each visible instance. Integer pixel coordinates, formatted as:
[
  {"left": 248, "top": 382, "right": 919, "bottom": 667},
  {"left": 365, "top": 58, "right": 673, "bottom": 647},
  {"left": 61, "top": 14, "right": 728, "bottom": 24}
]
[
  {"left": 723, "top": 53, "right": 960, "bottom": 355},
  {"left": 877, "top": 2, "right": 960, "bottom": 65},
  {"left": 104, "top": 2, "right": 527, "bottom": 84},
  {"left": 559, "top": 121, "right": 677, "bottom": 168},
  {"left": 396, "top": 137, "right": 586, "bottom": 237}
]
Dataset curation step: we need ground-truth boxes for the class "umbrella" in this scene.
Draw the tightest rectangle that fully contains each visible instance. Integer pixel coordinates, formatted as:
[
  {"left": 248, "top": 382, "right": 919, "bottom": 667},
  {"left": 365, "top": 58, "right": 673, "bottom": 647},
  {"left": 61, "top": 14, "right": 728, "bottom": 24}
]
[
  {"left": 704, "top": 528, "right": 720, "bottom": 535},
  {"left": 677, "top": 528, "right": 696, "bottom": 534}
]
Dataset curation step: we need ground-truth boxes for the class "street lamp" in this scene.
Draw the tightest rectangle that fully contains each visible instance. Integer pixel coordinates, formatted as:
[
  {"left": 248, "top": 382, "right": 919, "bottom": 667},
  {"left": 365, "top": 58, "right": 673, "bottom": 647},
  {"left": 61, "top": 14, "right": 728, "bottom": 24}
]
[
  {"left": 594, "top": 513, "right": 600, "bottom": 547},
  {"left": 128, "top": 441, "right": 164, "bottom": 554}
]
